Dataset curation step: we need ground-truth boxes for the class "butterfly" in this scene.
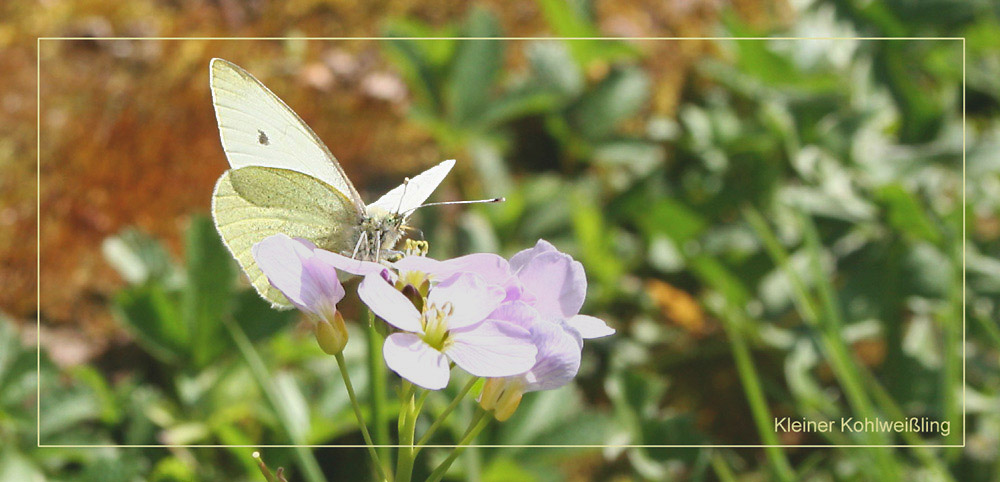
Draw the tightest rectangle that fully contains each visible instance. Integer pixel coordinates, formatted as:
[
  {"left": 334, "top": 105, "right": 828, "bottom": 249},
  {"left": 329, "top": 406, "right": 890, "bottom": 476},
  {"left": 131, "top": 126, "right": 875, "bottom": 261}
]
[{"left": 208, "top": 58, "right": 498, "bottom": 308}]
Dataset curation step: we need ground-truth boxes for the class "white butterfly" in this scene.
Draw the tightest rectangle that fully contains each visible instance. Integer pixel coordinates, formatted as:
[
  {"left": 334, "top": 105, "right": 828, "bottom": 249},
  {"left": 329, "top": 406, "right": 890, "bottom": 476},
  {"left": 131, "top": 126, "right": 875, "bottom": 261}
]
[{"left": 208, "top": 58, "right": 493, "bottom": 307}]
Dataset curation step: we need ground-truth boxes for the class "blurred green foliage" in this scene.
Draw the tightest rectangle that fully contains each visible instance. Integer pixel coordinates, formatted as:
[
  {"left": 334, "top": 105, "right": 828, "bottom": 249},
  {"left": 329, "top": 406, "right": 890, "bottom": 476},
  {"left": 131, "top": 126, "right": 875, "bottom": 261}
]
[{"left": 18, "top": 0, "right": 1000, "bottom": 480}]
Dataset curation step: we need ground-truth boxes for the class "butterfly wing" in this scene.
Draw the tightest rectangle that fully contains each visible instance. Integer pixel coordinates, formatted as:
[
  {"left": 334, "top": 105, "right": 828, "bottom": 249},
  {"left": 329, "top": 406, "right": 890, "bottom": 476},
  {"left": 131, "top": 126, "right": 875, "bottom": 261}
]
[
  {"left": 210, "top": 58, "right": 365, "bottom": 211},
  {"left": 367, "top": 159, "right": 456, "bottom": 215},
  {"left": 212, "top": 166, "right": 361, "bottom": 308}
]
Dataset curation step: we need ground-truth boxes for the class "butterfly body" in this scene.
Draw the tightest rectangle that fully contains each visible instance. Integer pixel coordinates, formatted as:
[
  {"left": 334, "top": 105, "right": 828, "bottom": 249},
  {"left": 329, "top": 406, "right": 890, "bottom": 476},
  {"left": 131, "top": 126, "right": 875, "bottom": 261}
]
[
  {"left": 355, "top": 209, "right": 407, "bottom": 261},
  {"left": 208, "top": 58, "right": 455, "bottom": 307}
]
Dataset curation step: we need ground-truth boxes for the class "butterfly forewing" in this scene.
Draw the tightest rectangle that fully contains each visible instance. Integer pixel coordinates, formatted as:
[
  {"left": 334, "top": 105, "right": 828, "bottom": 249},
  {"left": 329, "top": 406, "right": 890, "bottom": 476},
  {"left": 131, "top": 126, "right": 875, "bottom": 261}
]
[
  {"left": 367, "top": 159, "right": 456, "bottom": 214},
  {"left": 210, "top": 58, "right": 365, "bottom": 211},
  {"left": 212, "top": 166, "right": 361, "bottom": 308}
]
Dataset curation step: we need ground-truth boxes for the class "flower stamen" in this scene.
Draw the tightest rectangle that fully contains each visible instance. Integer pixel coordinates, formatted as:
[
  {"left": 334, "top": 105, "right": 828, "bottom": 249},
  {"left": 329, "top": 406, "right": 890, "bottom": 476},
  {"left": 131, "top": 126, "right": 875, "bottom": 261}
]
[{"left": 420, "top": 303, "right": 451, "bottom": 350}]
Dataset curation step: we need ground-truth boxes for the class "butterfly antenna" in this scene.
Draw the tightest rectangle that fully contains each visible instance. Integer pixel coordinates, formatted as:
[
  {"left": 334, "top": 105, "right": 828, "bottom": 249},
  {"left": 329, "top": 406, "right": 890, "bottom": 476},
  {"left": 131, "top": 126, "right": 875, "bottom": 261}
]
[
  {"left": 403, "top": 197, "right": 505, "bottom": 216},
  {"left": 395, "top": 177, "right": 411, "bottom": 215}
]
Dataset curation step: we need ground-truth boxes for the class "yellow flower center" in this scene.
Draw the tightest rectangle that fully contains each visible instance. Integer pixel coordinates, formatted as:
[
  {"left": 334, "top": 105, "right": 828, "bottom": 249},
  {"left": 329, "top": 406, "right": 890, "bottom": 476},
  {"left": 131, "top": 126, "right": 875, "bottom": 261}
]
[{"left": 420, "top": 301, "right": 453, "bottom": 350}]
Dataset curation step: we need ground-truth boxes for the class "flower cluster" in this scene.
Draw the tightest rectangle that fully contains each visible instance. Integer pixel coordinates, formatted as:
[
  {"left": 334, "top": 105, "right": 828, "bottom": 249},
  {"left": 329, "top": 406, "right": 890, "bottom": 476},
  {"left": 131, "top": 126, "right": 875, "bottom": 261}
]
[{"left": 252, "top": 234, "right": 614, "bottom": 421}]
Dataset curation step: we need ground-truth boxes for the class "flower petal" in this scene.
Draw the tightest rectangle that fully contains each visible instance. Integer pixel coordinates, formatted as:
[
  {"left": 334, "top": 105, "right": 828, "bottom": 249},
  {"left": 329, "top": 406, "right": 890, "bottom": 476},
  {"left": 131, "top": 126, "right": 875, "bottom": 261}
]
[
  {"left": 441, "top": 253, "right": 513, "bottom": 283},
  {"left": 253, "top": 234, "right": 344, "bottom": 312},
  {"left": 509, "top": 239, "right": 558, "bottom": 272},
  {"left": 428, "top": 274, "right": 506, "bottom": 329},
  {"left": 313, "top": 249, "right": 388, "bottom": 277},
  {"left": 383, "top": 333, "right": 451, "bottom": 390},
  {"left": 358, "top": 275, "right": 422, "bottom": 332},
  {"left": 515, "top": 250, "right": 586, "bottom": 320},
  {"left": 488, "top": 301, "right": 542, "bottom": 331},
  {"left": 566, "top": 314, "right": 615, "bottom": 339},
  {"left": 445, "top": 320, "right": 537, "bottom": 377},
  {"left": 395, "top": 253, "right": 520, "bottom": 300},
  {"left": 299, "top": 254, "right": 346, "bottom": 308},
  {"left": 523, "top": 320, "right": 582, "bottom": 392},
  {"left": 392, "top": 255, "right": 447, "bottom": 276},
  {"left": 441, "top": 254, "right": 522, "bottom": 302}
]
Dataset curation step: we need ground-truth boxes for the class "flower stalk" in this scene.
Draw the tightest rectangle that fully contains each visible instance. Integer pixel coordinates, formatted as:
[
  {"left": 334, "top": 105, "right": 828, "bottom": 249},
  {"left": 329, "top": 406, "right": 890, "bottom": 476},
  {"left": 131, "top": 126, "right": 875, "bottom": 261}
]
[
  {"left": 415, "top": 377, "right": 478, "bottom": 453},
  {"left": 395, "top": 381, "right": 419, "bottom": 482},
  {"left": 335, "top": 352, "right": 391, "bottom": 482},
  {"left": 425, "top": 409, "right": 492, "bottom": 482},
  {"left": 365, "top": 307, "right": 392, "bottom": 474}
]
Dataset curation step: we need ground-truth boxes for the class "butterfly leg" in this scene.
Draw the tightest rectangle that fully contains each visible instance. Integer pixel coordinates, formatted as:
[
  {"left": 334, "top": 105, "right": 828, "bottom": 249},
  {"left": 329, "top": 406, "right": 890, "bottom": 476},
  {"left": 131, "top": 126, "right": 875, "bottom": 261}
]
[{"left": 352, "top": 230, "right": 367, "bottom": 260}]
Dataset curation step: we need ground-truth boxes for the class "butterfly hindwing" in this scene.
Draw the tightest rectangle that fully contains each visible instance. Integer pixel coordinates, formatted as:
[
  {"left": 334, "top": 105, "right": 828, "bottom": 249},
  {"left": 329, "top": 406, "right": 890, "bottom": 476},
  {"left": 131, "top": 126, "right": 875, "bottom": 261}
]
[{"left": 212, "top": 166, "right": 361, "bottom": 307}]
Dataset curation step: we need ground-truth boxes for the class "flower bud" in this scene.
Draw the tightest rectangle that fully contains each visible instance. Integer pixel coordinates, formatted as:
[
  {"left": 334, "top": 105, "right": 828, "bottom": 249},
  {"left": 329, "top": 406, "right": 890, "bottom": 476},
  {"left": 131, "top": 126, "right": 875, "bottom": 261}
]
[
  {"left": 493, "top": 388, "right": 523, "bottom": 422},
  {"left": 479, "top": 377, "right": 503, "bottom": 411},
  {"left": 401, "top": 283, "right": 424, "bottom": 312},
  {"left": 314, "top": 311, "right": 349, "bottom": 355},
  {"left": 479, "top": 377, "right": 525, "bottom": 422}
]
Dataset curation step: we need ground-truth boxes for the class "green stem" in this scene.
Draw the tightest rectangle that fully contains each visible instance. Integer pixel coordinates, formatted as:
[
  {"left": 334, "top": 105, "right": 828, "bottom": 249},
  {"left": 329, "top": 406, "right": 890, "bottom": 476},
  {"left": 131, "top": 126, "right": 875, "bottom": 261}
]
[
  {"left": 223, "top": 318, "right": 327, "bottom": 482},
  {"left": 713, "top": 302, "right": 795, "bottom": 482},
  {"left": 253, "top": 451, "right": 279, "bottom": 482},
  {"left": 335, "top": 353, "right": 391, "bottom": 482},
  {"left": 366, "top": 308, "right": 392, "bottom": 469},
  {"left": 860, "top": 367, "right": 957, "bottom": 481},
  {"left": 746, "top": 208, "right": 900, "bottom": 478},
  {"left": 973, "top": 312, "right": 1000, "bottom": 350},
  {"left": 941, "top": 247, "right": 963, "bottom": 449},
  {"left": 415, "top": 387, "right": 431, "bottom": 413},
  {"left": 415, "top": 377, "right": 478, "bottom": 452},
  {"left": 709, "top": 452, "right": 738, "bottom": 482},
  {"left": 425, "top": 410, "right": 491, "bottom": 482},
  {"left": 396, "top": 382, "right": 419, "bottom": 482}
]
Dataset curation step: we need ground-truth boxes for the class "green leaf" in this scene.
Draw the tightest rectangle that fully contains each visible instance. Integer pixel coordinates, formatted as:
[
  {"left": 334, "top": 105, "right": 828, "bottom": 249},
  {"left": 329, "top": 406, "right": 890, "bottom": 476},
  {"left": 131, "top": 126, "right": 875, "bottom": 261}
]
[
  {"left": 635, "top": 198, "right": 708, "bottom": 244},
  {"left": 496, "top": 386, "right": 587, "bottom": 446},
  {"left": 692, "top": 254, "right": 753, "bottom": 309},
  {"left": 536, "top": 0, "right": 640, "bottom": 66},
  {"left": 150, "top": 456, "right": 198, "bottom": 482},
  {"left": 382, "top": 31, "right": 453, "bottom": 112},
  {"left": 527, "top": 41, "right": 583, "bottom": 98},
  {"left": 272, "top": 372, "right": 311, "bottom": 442},
  {"left": 113, "top": 284, "right": 186, "bottom": 364},
  {"left": 642, "top": 414, "right": 706, "bottom": 450},
  {"left": 446, "top": 8, "right": 503, "bottom": 125},
  {"left": 182, "top": 215, "right": 236, "bottom": 368},
  {"left": 592, "top": 140, "right": 665, "bottom": 186},
  {"left": 70, "top": 365, "right": 120, "bottom": 424},
  {"left": 0, "top": 450, "right": 44, "bottom": 482},
  {"left": 568, "top": 67, "right": 650, "bottom": 140},
  {"left": 617, "top": 369, "right": 667, "bottom": 417},
  {"left": 876, "top": 184, "right": 941, "bottom": 244},
  {"left": 571, "top": 187, "right": 623, "bottom": 285},
  {"left": 482, "top": 457, "right": 539, "bottom": 482},
  {"left": 232, "top": 290, "right": 297, "bottom": 342},
  {"left": 873, "top": 43, "right": 945, "bottom": 143},
  {"left": 0, "top": 317, "right": 20, "bottom": 385},
  {"left": 102, "top": 228, "right": 179, "bottom": 286},
  {"left": 477, "top": 88, "right": 562, "bottom": 130},
  {"left": 38, "top": 378, "right": 102, "bottom": 440}
]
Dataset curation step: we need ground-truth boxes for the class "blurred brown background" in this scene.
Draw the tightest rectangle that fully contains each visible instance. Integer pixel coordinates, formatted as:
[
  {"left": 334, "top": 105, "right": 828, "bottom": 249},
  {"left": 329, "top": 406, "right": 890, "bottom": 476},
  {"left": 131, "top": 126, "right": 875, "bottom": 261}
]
[{"left": 4, "top": 0, "right": 770, "bottom": 351}]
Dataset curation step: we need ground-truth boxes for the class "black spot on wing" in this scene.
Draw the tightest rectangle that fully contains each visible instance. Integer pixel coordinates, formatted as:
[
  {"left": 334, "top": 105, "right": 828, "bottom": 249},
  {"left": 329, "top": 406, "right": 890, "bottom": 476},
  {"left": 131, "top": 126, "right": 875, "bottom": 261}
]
[{"left": 257, "top": 130, "right": 269, "bottom": 145}]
